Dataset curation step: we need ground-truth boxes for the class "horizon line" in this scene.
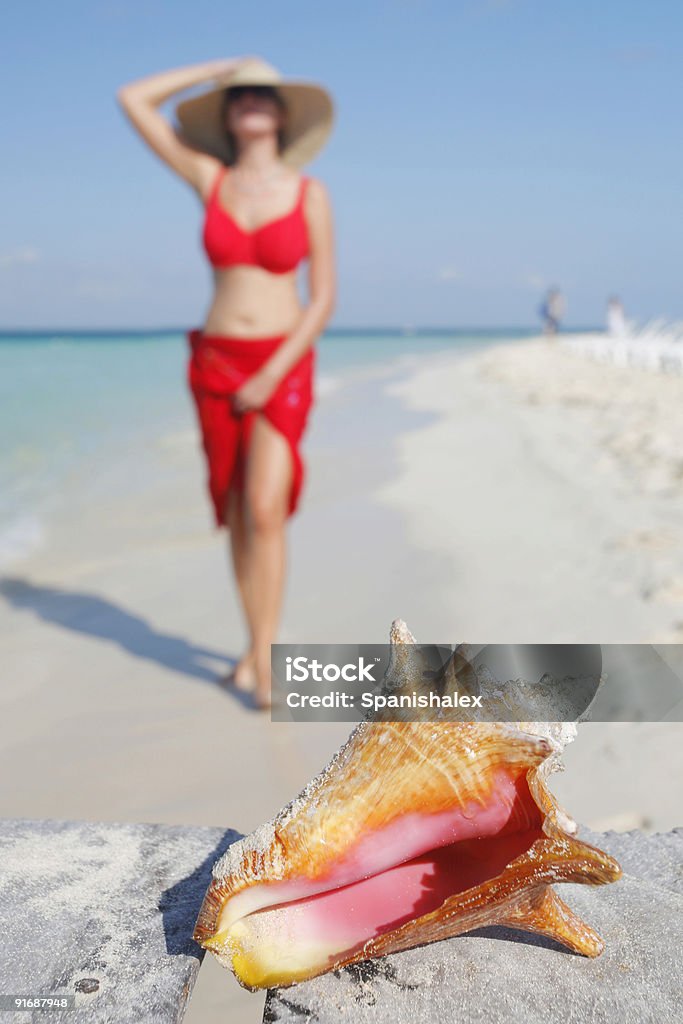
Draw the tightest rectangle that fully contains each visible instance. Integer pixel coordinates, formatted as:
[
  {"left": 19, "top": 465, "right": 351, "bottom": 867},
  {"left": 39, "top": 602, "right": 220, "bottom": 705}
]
[{"left": 0, "top": 324, "right": 602, "bottom": 336}]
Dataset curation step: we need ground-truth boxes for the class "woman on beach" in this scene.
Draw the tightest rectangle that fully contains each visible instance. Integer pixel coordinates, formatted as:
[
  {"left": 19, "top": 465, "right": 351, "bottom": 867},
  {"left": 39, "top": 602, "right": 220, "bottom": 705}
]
[{"left": 117, "top": 57, "right": 336, "bottom": 708}]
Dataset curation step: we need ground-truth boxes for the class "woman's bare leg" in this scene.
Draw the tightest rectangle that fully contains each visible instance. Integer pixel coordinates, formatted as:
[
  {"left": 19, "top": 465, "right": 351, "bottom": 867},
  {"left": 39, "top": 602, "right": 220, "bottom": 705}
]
[
  {"left": 242, "top": 415, "right": 293, "bottom": 708},
  {"left": 225, "top": 487, "right": 257, "bottom": 690}
]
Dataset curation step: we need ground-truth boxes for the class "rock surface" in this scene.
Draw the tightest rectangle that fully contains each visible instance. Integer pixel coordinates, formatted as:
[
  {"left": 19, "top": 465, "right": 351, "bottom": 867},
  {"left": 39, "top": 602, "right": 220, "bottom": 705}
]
[
  {"left": 264, "top": 828, "right": 683, "bottom": 1024},
  {"left": 2, "top": 820, "right": 680, "bottom": 1023},
  {"left": 0, "top": 818, "right": 237, "bottom": 1023}
]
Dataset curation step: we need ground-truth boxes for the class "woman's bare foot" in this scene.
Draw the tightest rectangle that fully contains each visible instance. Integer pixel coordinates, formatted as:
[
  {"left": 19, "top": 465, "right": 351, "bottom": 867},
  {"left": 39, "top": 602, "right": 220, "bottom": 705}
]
[
  {"left": 224, "top": 650, "right": 256, "bottom": 692},
  {"left": 234, "top": 650, "right": 257, "bottom": 691}
]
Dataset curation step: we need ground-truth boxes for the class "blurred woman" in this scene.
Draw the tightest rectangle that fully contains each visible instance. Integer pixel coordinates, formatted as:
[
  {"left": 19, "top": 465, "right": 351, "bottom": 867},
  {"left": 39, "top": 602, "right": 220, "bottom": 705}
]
[{"left": 117, "top": 57, "right": 336, "bottom": 707}]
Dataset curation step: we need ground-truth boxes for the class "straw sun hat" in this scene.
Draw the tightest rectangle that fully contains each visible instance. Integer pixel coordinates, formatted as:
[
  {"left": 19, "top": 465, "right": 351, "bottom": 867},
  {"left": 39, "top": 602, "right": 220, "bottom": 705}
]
[{"left": 174, "top": 57, "right": 334, "bottom": 169}]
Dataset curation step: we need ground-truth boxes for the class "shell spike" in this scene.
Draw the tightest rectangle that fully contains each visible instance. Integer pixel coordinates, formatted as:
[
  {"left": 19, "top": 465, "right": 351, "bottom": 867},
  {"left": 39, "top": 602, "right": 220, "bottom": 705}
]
[
  {"left": 501, "top": 886, "right": 605, "bottom": 958},
  {"left": 532, "top": 834, "right": 623, "bottom": 887},
  {"left": 389, "top": 619, "right": 417, "bottom": 645}
]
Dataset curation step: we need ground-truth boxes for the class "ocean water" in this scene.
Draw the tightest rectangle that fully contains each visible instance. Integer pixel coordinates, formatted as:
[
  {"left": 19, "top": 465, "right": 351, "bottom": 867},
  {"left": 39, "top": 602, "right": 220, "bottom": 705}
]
[{"left": 0, "top": 327, "right": 535, "bottom": 566}]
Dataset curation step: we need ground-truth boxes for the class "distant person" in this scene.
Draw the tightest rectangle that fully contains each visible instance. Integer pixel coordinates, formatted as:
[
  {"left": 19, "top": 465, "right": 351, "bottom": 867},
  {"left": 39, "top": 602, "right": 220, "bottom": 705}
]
[
  {"left": 539, "top": 287, "right": 566, "bottom": 337},
  {"left": 606, "top": 296, "right": 627, "bottom": 337},
  {"left": 117, "top": 58, "right": 336, "bottom": 708}
]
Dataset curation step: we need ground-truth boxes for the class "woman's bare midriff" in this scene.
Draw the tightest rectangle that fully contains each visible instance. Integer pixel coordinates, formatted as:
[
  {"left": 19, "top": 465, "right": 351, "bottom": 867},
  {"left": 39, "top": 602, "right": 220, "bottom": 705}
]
[{"left": 203, "top": 265, "right": 304, "bottom": 338}]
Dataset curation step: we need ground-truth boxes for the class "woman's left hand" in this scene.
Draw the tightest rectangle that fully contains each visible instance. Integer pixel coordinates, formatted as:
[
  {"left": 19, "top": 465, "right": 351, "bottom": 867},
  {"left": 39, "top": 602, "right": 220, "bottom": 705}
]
[{"left": 231, "top": 369, "right": 280, "bottom": 414}]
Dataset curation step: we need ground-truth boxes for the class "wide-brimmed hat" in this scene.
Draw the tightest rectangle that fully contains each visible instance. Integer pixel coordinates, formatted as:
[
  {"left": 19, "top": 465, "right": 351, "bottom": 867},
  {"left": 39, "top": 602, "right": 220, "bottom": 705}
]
[{"left": 174, "top": 57, "right": 334, "bottom": 168}]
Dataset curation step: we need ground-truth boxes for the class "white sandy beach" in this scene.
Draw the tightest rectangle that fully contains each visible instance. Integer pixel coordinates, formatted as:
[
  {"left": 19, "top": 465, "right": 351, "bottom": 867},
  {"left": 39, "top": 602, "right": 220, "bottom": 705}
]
[
  {"left": 1, "top": 333, "right": 682, "bottom": 1023},
  {"left": 378, "top": 337, "right": 683, "bottom": 642}
]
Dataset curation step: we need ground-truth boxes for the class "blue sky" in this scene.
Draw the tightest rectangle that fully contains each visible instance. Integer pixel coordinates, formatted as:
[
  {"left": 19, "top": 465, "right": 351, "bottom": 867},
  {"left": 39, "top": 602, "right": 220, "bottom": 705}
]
[{"left": 0, "top": 0, "right": 680, "bottom": 329}]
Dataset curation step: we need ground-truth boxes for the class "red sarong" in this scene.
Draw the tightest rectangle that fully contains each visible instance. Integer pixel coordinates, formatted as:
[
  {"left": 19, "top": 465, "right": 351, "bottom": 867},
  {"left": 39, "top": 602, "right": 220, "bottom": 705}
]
[{"left": 187, "top": 328, "right": 315, "bottom": 528}]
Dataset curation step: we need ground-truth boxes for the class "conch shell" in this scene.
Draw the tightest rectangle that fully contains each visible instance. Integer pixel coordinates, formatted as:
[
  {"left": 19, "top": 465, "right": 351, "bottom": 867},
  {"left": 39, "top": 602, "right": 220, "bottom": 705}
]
[{"left": 194, "top": 622, "right": 621, "bottom": 990}]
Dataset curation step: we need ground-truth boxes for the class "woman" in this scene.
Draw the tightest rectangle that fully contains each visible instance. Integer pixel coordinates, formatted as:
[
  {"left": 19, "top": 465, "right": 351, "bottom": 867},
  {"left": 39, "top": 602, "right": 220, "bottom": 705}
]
[{"left": 117, "top": 57, "right": 336, "bottom": 708}]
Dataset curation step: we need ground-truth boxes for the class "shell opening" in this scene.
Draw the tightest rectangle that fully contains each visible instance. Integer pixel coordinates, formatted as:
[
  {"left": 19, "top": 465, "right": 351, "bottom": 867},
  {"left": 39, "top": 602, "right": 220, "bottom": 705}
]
[{"left": 209, "top": 770, "right": 544, "bottom": 988}]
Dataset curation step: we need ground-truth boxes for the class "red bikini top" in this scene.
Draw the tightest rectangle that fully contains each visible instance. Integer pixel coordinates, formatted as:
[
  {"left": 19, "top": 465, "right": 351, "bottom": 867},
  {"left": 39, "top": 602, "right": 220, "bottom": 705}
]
[{"left": 202, "top": 166, "right": 310, "bottom": 274}]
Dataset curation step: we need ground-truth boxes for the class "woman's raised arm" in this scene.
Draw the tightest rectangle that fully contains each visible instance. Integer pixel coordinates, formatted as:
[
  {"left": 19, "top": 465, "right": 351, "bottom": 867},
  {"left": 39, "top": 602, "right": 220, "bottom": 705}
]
[{"left": 116, "top": 58, "right": 254, "bottom": 194}]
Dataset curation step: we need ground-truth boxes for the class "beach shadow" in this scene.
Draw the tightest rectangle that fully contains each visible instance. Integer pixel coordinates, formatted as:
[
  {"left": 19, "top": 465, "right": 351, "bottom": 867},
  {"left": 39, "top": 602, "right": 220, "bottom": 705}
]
[
  {"left": 159, "top": 827, "right": 243, "bottom": 958},
  {"left": 462, "top": 924, "right": 576, "bottom": 955},
  {"left": 0, "top": 575, "right": 254, "bottom": 705}
]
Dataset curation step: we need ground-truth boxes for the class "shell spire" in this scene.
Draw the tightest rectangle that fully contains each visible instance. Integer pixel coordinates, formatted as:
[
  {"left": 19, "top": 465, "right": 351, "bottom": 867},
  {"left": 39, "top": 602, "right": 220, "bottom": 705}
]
[{"left": 193, "top": 621, "right": 621, "bottom": 990}]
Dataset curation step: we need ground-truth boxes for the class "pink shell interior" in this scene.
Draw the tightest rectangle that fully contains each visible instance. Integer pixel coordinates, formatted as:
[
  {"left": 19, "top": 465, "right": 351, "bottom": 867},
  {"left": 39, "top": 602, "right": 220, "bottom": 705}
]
[{"left": 225, "top": 769, "right": 544, "bottom": 961}]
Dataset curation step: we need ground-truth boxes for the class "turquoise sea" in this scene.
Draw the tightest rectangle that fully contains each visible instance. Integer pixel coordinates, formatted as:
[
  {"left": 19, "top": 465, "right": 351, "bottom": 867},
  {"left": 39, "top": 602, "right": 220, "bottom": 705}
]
[{"left": 0, "top": 326, "right": 537, "bottom": 565}]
